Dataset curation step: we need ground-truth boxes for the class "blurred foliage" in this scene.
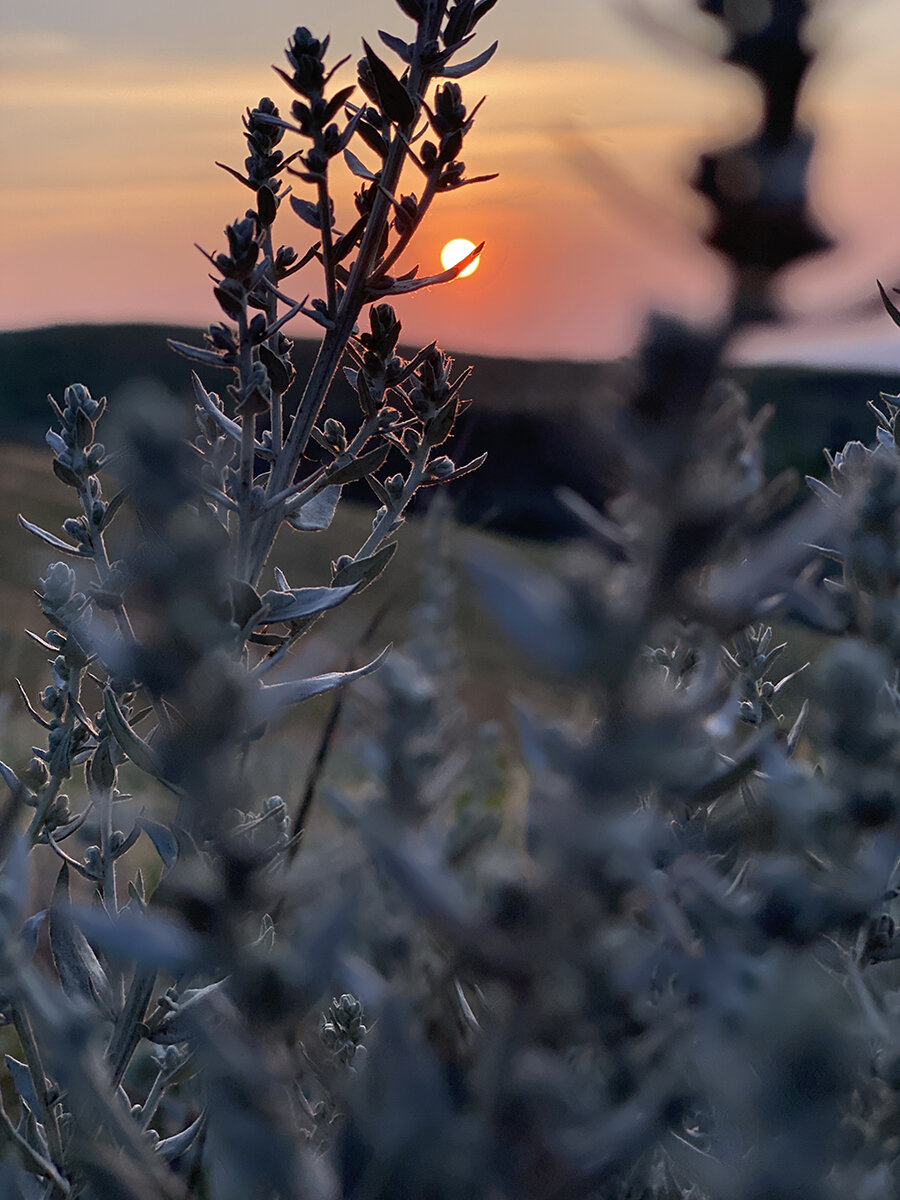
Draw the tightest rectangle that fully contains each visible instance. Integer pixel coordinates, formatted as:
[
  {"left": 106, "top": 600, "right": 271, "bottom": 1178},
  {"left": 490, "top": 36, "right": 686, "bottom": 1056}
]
[{"left": 6, "top": 5, "right": 900, "bottom": 1200}]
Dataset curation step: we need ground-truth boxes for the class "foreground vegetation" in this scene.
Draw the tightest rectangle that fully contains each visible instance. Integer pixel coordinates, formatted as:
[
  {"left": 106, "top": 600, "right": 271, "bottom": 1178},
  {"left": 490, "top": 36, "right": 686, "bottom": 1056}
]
[{"left": 6, "top": 4, "right": 900, "bottom": 1200}]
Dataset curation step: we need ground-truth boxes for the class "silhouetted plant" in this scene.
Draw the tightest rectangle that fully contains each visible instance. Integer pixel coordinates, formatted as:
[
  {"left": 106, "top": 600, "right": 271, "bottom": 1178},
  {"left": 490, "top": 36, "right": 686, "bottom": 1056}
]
[
  {"left": 0, "top": 2, "right": 497, "bottom": 1196},
  {"left": 10, "top": 3, "right": 900, "bottom": 1200}
]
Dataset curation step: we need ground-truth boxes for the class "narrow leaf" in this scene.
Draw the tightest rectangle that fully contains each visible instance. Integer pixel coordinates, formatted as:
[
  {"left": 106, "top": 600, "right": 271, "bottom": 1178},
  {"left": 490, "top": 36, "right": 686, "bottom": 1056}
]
[
  {"left": 149, "top": 978, "right": 227, "bottom": 1046},
  {"left": 5, "top": 1056, "right": 40, "bottom": 1115},
  {"left": 259, "top": 583, "right": 358, "bottom": 624},
  {"left": 771, "top": 663, "right": 809, "bottom": 695},
  {"left": 805, "top": 475, "right": 839, "bottom": 504},
  {"left": 326, "top": 443, "right": 390, "bottom": 486},
  {"left": 878, "top": 280, "right": 900, "bottom": 330},
  {"left": 332, "top": 541, "right": 397, "bottom": 590},
  {"left": 289, "top": 195, "right": 322, "bottom": 229},
  {"left": 473, "top": 0, "right": 499, "bottom": 24},
  {"left": 786, "top": 698, "right": 809, "bottom": 757},
  {"left": 343, "top": 148, "right": 379, "bottom": 181},
  {"left": 17, "top": 515, "right": 81, "bottom": 556},
  {"left": 287, "top": 484, "right": 342, "bottom": 532},
  {"left": 439, "top": 40, "right": 498, "bottom": 78},
  {"left": 363, "top": 39, "right": 416, "bottom": 127},
  {"left": 156, "top": 1113, "right": 206, "bottom": 1162},
  {"left": 192, "top": 372, "right": 267, "bottom": 456},
  {"left": 332, "top": 215, "right": 368, "bottom": 263},
  {"left": 49, "top": 864, "right": 116, "bottom": 1017},
  {"left": 422, "top": 450, "right": 487, "bottom": 485},
  {"left": 168, "top": 340, "right": 229, "bottom": 369},
  {"left": 370, "top": 242, "right": 484, "bottom": 295},
  {"left": 324, "top": 84, "right": 356, "bottom": 123},
  {"left": 0, "top": 758, "right": 23, "bottom": 798},
  {"left": 103, "top": 689, "right": 164, "bottom": 779},
  {"left": 378, "top": 29, "right": 413, "bottom": 63},
  {"left": 108, "top": 962, "right": 157, "bottom": 1088},
  {"left": 137, "top": 817, "right": 178, "bottom": 872},
  {"left": 20, "top": 909, "right": 47, "bottom": 959},
  {"left": 259, "top": 645, "right": 392, "bottom": 715}
]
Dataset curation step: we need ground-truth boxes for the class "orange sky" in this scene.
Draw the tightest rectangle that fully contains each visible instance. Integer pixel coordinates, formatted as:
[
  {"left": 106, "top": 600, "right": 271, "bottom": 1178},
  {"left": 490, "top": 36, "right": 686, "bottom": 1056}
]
[{"left": 4, "top": 0, "right": 900, "bottom": 365}]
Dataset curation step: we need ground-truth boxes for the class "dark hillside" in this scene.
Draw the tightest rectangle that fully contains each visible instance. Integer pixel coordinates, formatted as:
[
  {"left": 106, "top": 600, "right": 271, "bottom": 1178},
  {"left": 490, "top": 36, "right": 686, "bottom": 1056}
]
[{"left": 2, "top": 324, "right": 897, "bottom": 535}]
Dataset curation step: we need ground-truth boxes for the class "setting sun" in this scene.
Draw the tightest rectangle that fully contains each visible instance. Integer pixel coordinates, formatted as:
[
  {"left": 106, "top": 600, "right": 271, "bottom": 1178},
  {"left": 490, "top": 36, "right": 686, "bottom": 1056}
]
[{"left": 441, "top": 238, "right": 481, "bottom": 278}]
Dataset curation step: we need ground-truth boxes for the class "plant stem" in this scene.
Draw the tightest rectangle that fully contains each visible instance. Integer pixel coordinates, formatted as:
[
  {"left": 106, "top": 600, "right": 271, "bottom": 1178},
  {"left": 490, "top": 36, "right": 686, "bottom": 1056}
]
[
  {"left": 247, "top": 3, "right": 451, "bottom": 586},
  {"left": 12, "top": 1004, "right": 65, "bottom": 1170}
]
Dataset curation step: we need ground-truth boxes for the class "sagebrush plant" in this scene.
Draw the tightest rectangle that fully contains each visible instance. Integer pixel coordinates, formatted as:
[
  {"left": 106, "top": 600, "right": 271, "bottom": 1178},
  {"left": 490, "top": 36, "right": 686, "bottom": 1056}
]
[
  {"left": 8, "top": 3, "right": 900, "bottom": 1200},
  {"left": 0, "top": 2, "right": 499, "bottom": 1196}
]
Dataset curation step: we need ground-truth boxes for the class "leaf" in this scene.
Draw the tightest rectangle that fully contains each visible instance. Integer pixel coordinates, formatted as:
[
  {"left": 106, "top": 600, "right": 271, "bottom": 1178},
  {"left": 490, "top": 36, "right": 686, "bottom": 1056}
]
[
  {"left": 20, "top": 909, "right": 47, "bottom": 959},
  {"left": 214, "top": 285, "right": 245, "bottom": 321},
  {"left": 771, "top": 662, "right": 809, "bottom": 695},
  {"left": 439, "top": 39, "right": 498, "bottom": 78},
  {"left": 444, "top": 0, "right": 476, "bottom": 45},
  {"left": 421, "top": 451, "right": 487, "bottom": 486},
  {"left": 286, "top": 484, "right": 342, "bottom": 532},
  {"left": 355, "top": 116, "right": 389, "bottom": 160},
  {"left": 52, "top": 459, "right": 82, "bottom": 488},
  {"left": 289, "top": 194, "right": 322, "bottom": 229},
  {"left": 378, "top": 29, "right": 413, "bottom": 63},
  {"left": 258, "top": 583, "right": 358, "bottom": 624},
  {"left": 786, "top": 698, "right": 810, "bottom": 758},
  {"left": 326, "top": 443, "right": 390, "bottom": 486},
  {"left": 49, "top": 864, "right": 116, "bottom": 1017},
  {"left": 473, "top": 0, "right": 499, "bottom": 25},
  {"left": 878, "top": 279, "right": 900, "bottom": 330},
  {"left": 369, "top": 242, "right": 484, "bottom": 295},
  {"left": 25, "top": 630, "right": 61, "bottom": 652},
  {"left": 17, "top": 515, "right": 81, "bottom": 556},
  {"left": 0, "top": 758, "right": 22, "bottom": 799},
  {"left": 437, "top": 171, "right": 499, "bottom": 192},
  {"left": 5, "top": 1056, "right": 40, "bottom": 1115},
  {"left": 343, "top": 147, "right": 379, "bottom": 181},
  {"left": 149, "top": 979, "right": 228, "bottom": 1046},
  {"left": 367, "top": 474, "right": 391, "bottom": 506},
  {"left": 363, "top": 39, "right": 416, "bottom": 127},
  {"left": 137, "top": 817, "right": 178, "bottom": 873},
  {"left": 191, "top": 372, "right": 270, "bottom": 458},
  {"left": 103, "top": 689, "right": 164, "bottom": 780},
  {"left": 805, "top": 475, "right": 839, "bottom": 504},
  {"left": 425, "top": 397, "right": 458, "bottom": 447},
  {"left": 168, "top": 339, "right": 229, "bottom": 369},
  {"left": 324, "top": 84, "right": 357, "bottom": 124},
  {"left": 108, "top": 962, "right": 157, "bottom": 1088},
  {"left": 258, "top": 344, "right": 294, "bottom": 395},
  {"left": 156, "top": 1113, "right": 206, "bottom": 1162},
  {"left": 258, "top": 645, "right": 391, "bottom": 716},
  {"left": 230, "top": 578, "right": 264, "bottom": 632},
  {"left": 332, "top": 215, "right": 369, "bottom": 264},
  {"left": 332, "top": 541, "right": 397, "bottom": 590}
]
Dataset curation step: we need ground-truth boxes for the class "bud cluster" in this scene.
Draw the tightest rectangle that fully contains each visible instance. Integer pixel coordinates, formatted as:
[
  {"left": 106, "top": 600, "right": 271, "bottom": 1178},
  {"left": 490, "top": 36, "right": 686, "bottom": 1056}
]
[
  {"left": 46, "top": 383, "right": 106, "bottom": 493},
  {"left": 320, "top": 993, "right": 367, "bottom": 1065},
  {"left": 723, "top": 625, "right": 806, "bottom": 728}
]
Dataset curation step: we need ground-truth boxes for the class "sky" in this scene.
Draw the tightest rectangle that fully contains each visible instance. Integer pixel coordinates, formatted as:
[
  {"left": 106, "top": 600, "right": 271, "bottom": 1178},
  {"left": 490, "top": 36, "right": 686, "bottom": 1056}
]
[{"left": 4, "top": 0, "right": 900, "bottom": 366}]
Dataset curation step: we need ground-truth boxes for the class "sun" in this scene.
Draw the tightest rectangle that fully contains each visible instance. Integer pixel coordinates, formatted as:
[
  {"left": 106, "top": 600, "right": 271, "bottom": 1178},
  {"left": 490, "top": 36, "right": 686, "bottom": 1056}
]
[{"left": 441, "top": 237, "right": 481, "bottom": 278}]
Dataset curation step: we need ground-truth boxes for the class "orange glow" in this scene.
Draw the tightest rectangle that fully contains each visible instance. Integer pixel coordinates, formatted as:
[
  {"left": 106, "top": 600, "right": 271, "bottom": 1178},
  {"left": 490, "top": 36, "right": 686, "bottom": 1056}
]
[{"left": 441, "top": 238, "right": 481, "bottom": 278}]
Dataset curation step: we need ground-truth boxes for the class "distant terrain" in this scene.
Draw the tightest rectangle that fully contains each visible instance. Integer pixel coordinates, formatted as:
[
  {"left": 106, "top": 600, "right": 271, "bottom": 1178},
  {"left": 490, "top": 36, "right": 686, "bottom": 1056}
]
[{"left": 2, "top": 324, "right": 899, "bottom": 536}]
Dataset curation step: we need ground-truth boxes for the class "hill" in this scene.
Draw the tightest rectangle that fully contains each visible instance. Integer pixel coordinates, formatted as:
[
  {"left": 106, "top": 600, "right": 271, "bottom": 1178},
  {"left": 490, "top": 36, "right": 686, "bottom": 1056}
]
[{"left": 2, "top": 324, "right": 898, "bottom": 536}]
